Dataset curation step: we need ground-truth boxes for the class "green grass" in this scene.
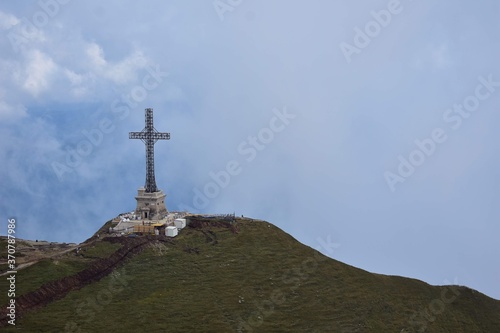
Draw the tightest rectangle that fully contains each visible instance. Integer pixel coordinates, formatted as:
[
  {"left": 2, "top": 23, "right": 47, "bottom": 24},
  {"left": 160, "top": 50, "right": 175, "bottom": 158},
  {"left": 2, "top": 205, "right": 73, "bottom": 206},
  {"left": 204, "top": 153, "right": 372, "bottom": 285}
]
[
  {"left": 79, "top": 240, "right": 122, "bottom": 259},
  {"left": 0, "top": 257, "right": 89, "bottom": 305},
  {"left": 3, "top": 220, "right": 500, "bottom": 332},
  {"left": 0, "top": 237, "right": 26, "bottom": 260},
  {"left": 0, "top": 238, "right": 8, "bottom": 260},
  {"left": 0, "top": 239, "right": 121, "bottom": 305}
]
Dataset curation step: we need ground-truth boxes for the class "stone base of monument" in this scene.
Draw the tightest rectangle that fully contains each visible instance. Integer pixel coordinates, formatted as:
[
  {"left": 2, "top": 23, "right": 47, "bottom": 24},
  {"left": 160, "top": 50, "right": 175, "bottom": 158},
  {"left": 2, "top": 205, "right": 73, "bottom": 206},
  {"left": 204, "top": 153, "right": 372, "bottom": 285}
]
[{"left": 134, "top": 187, "right": 168, "bottom": 220}]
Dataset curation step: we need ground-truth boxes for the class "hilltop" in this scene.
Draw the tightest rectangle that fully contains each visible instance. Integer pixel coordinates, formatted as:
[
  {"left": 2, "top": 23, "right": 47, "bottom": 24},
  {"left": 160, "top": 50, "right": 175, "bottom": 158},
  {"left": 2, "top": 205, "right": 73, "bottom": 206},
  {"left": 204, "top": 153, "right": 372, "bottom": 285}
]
[{"left": 1, "top": 217, "right": 499, "bottom": 332}]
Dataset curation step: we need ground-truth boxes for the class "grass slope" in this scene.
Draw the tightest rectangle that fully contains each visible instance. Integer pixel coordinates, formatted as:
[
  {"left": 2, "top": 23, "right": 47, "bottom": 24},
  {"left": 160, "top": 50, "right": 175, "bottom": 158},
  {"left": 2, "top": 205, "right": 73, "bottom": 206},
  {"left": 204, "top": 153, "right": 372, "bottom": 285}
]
[
  {"left": 3, "top": 219, "right": 500, "bottom": 332},
  {"left": 0, "top": 239, "right": 122, "bottom": 306}
]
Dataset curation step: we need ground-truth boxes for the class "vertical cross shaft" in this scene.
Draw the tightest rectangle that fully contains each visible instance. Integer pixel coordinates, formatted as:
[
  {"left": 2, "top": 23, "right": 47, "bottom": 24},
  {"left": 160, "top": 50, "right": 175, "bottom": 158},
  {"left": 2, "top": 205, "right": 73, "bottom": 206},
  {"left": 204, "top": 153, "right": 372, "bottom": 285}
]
[{"left": 129, "top": 108, "right": 170, "bottom": 193}]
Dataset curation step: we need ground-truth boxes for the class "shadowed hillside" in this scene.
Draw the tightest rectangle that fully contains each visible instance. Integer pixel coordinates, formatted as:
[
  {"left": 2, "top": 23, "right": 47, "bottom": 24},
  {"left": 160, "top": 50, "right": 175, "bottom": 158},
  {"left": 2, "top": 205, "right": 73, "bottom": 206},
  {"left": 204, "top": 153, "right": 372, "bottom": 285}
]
[{"left": 1, "top": 218, "right": 499, "bottom": 332}]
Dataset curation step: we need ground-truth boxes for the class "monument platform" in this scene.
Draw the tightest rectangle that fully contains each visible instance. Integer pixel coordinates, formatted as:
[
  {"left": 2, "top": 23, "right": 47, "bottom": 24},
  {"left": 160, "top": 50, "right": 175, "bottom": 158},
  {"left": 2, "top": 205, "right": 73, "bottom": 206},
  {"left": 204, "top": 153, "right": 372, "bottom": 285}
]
[{"left": 134, "top": 187, "right": 167, "bottom": 220}]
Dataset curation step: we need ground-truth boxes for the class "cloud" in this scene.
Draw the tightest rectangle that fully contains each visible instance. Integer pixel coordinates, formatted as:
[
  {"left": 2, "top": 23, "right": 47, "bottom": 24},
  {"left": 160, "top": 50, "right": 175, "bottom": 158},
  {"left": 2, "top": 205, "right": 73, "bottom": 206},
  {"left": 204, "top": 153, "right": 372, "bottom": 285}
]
[
  {"left": 103, "top": 49, "right": 148, "bottom": 84},
  {"left": 85, "top": 42, "right": 149, "bottom": 85},
  {"left": 86, "top": 42, "right": 107, "bottom": 67},
  {"left": 0, "top": 10, "right": 19, "bottom": 30},
  {"left": 0, "top": 101, "right": 27, "bottom": 122},
  {"left": 19, "top": 49, "right": 57, "bottom": 96}
]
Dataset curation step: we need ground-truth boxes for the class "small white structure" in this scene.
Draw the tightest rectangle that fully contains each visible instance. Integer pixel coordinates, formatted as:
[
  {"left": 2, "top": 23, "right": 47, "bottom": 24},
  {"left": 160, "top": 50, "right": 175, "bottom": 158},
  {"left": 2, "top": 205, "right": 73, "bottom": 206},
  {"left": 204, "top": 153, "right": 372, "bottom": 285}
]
[
  {"left": 174, "top": 218, "right": 186, "bottom": 230},
  {"left": 166, "top": 226, "right": 178, "bottom": 237}
]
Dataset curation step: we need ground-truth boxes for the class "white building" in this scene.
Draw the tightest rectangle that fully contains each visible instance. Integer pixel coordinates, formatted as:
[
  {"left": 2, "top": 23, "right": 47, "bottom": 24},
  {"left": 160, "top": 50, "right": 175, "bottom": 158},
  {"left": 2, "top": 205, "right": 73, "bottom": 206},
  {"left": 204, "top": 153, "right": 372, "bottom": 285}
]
[
  {"left": 174, "top": 218, "right": 186, "bottom": 229},
  {"left": 166, "top": 226, "right": 178, "bottom": 237}
]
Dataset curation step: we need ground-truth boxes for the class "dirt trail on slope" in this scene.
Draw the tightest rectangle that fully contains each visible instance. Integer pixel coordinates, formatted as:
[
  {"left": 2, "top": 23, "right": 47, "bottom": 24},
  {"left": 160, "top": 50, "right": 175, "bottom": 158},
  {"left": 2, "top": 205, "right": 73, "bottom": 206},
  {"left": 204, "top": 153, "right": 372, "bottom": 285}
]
[
  {"left": 0, "top": 236, "right": 172, "bottom": 327},
  {"left": 0, "top": 236, "right": 101, "bottom": 277},
  {"left": 0, "top": 245, "right": 81, "bottom": 277}
]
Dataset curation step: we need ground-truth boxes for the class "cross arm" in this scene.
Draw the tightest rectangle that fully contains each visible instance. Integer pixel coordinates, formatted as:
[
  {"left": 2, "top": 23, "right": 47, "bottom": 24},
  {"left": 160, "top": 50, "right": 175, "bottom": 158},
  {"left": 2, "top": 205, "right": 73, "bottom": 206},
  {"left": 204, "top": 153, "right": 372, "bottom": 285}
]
[
  {"left": 152, "top": 132, "right": 170, "bottom": 140},
  {"left": 129, "top": 132, "right": 171, "bottom": 140},
  {"left": 129, "top": 132, "right": 144, "bottom": 139}
]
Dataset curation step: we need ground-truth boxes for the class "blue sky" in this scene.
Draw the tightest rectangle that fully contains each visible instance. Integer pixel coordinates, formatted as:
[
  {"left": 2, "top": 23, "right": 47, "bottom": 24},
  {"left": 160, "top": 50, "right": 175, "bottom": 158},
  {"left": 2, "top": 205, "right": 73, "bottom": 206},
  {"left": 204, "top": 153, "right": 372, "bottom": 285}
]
[{"left": 0, "top": 0, "right": 499, "bottom": 300}]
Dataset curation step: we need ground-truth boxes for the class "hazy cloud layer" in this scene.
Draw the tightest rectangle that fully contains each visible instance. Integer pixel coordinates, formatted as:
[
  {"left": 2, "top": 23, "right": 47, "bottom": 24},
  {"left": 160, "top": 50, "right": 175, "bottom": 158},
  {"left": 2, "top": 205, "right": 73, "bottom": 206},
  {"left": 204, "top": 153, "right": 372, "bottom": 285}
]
[{"left": 0, "top": 0, "right": 499, "bottom": 299}]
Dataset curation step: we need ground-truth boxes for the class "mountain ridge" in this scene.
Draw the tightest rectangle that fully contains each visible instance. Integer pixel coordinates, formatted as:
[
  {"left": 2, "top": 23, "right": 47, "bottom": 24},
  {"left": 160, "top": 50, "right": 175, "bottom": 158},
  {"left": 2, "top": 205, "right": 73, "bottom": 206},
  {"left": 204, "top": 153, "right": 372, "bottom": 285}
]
[{"left": 1, "top": 217, "right": 499, "bottom": 332}]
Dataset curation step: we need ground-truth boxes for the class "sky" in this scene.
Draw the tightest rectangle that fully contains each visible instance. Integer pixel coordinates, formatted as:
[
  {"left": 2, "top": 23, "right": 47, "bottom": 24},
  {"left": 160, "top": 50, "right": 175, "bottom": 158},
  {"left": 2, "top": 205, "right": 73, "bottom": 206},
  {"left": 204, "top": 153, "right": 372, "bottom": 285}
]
[{"left": 0, "top": 0, "right": 499, "bottom": 300}]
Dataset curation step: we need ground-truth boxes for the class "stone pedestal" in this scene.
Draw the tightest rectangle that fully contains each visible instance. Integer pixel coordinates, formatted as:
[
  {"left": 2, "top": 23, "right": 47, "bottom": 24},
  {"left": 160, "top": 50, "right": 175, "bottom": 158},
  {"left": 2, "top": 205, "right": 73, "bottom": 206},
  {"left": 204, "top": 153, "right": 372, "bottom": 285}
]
[{"left": 135, "top": 187, "right": 168, "bottom": 220}]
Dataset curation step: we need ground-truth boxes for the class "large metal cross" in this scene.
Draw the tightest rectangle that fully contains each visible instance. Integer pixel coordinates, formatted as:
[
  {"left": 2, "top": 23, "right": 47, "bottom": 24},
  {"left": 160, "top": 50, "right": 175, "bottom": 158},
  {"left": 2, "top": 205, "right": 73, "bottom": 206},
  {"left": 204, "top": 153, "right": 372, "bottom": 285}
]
[{"left": 129, "top": 108, "right": 170, "bottom": 193}]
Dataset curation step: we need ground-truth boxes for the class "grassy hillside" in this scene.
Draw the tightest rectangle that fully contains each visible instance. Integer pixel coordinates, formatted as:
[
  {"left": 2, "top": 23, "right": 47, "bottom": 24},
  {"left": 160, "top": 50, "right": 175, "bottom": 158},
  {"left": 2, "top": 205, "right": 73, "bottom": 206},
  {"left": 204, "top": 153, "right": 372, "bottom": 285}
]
[{"left": 1, "top": 218, "right": 499, "bottom": 332}]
